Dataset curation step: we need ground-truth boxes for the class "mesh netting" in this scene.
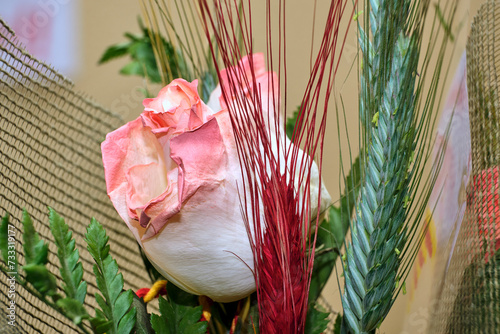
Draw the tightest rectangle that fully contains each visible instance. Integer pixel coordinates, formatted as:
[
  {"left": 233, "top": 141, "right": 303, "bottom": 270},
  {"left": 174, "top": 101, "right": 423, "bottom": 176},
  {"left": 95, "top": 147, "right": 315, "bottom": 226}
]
[
  {"left": 0, "top": 18, "right": 151, "bottom": 333},
  {"left": 430, "top": 0, "right": 500, "bottom": 332}
]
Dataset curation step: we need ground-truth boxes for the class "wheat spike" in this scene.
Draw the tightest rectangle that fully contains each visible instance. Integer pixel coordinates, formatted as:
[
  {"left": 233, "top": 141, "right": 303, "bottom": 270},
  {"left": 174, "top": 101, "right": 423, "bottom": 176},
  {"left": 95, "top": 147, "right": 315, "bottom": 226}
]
[{"left": 340, "top": 0, "right": 452, "bottom": 332}]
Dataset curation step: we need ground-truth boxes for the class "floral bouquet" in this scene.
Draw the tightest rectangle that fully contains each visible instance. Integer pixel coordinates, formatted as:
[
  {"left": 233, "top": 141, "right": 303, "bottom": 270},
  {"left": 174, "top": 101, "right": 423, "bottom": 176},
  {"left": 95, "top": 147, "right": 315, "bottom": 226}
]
[{"left": 0, "top": 0, "right": 461, "bottom": 333}]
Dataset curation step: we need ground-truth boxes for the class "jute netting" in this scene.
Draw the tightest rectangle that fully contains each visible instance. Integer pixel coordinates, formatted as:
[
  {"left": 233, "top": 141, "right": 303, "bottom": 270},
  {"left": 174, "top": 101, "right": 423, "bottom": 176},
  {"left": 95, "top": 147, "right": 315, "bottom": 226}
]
[
  {"left": 430, "top": 0, "right": 500, "bottom": 333},
  {"left": 0, "top": 18, "right": 151, "bottom": 333}
]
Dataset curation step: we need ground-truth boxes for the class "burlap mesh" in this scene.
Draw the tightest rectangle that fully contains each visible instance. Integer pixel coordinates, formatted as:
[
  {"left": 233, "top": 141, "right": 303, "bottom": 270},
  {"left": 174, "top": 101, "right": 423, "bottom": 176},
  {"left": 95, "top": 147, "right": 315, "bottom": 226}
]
[
  {"left": 430, "top": 0, "right": 500, "bottom": 332},
  {"left": 0, "top": 18, "right": 151, "bottom": 333}
]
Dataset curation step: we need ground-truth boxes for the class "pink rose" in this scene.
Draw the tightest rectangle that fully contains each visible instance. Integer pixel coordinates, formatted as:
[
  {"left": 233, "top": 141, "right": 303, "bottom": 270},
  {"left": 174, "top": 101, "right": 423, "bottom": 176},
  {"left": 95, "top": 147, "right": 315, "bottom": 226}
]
[
  {"left": 102, "top": 55, "right": 331, "bottom": 302},
  {"left": 102, "top": 78, "right": 254, "bottom": 302}
]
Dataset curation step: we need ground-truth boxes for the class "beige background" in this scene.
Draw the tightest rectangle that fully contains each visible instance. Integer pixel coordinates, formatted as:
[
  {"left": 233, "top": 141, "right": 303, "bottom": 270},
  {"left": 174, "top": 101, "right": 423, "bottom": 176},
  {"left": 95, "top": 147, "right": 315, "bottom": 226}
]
[{"left": 7, "top": 0, "right": 487, "bottom": 332}]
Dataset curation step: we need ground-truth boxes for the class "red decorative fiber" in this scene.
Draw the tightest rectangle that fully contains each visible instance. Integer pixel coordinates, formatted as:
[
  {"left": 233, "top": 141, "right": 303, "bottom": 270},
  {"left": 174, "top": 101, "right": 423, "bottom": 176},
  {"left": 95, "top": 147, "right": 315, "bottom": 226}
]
[{"left": 199, "top": 1, "right": 355, "bottom": 332}]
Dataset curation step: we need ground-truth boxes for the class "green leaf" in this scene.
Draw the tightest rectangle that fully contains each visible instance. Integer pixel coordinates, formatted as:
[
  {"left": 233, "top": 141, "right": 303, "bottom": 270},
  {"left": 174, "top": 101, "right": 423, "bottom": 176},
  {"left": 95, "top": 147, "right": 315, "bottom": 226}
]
[
  {"left": 99, "top": 42, "right": 131, "bottom": 64},
  {"left": 99, "top": 20, "right": 196, "bottom": 88},
  {"left": 166, "top": 281, "right": 199, "bottom": 307},
  {"left": 333, "top": 314, "right": 342, "bottom": 334},
  {"left": 0, "top": 213, "right": 9, "bottom": 266},
  {"left": 0, "top": 213, "right": 17, "bottom": 273},
  {"left": 118, "top": 307, "right": 137, "bottom": 334},
  {"left": 56, "top": 297, "right": 89, "bottom": 325},
  {"left": 90, "top": 316, "right": 113, "bottom": 334},
  {"left": 151, "top": 283, "right": 207, "bottom": 334},
  {"left": 120, "top": 61, "right": 145, "bottom": 77},
  {"left": 114, "top": 290, "right": 133, "bottom": 324},
  {"left": 305, "top": 304, "right": 330, "bottom": 334},
  {"left": 49, "top": 208, "right": 87, "bottom": 303},
  {"left": 132, "top": 293, "right": 153, "bottom": 334},
  {"left": 22, "top": 209, "right": 49, "bottom": 265},
  {"left": 23, "top": 263, "right": 58, "bottom": 296},
  {"left": 85, "top": 218, "right": 109, "bottom": 263},
  {"left": 310, "top": 157, "right": 361, "bottom": 302},
  {"left": 86, "top": 218, "right": 136, "bottom": 334},
  {"left": 286, "top": 105, "right": 301, "bottom": 140},
  {"left": 151, "top": 313, "right": 169, "bottom": 334}
]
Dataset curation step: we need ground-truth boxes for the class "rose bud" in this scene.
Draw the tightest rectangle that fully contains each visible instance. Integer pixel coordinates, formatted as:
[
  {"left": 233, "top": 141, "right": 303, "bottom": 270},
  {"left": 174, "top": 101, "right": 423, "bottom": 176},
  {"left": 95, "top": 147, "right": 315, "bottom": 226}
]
[{"left": 102, "top": 56, "right": 330, "bottom": 302}]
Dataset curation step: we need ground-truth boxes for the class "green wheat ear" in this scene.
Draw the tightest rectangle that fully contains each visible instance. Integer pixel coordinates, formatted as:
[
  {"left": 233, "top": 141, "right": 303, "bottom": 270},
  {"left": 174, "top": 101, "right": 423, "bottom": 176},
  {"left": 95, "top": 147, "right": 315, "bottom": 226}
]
[{"left": 340, "top": 0, "right": 458, "bottom": 332}]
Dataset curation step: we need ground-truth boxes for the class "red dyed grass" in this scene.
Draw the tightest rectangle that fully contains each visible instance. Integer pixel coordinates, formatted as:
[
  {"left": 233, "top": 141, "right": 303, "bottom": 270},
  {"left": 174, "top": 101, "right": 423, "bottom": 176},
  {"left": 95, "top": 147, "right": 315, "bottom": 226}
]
[{"left": 199, "top": 1, "right": 355, "bottom": 332}]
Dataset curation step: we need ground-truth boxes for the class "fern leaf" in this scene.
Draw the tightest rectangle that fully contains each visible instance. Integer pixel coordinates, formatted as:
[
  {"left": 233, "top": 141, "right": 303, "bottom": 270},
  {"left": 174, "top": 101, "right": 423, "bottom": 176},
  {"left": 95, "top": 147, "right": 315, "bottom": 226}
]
[
  {"left": 22, "top": 209, "right": 48, "bottom": 266},
  {"left": 49, "top": 208, "right": 87, "bottom": 303},
  {"left": 85, "top": 218, "right": 136, "bottom": 334},
  {"left": 151, "top": 282, "right": 207, "bottom": 334}
]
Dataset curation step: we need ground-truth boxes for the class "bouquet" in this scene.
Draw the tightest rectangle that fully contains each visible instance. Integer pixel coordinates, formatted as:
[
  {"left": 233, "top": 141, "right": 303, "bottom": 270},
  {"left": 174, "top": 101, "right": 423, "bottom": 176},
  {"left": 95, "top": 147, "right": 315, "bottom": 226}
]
[{"left": 0, "top": 0, "right": 463, "bottom": 333}]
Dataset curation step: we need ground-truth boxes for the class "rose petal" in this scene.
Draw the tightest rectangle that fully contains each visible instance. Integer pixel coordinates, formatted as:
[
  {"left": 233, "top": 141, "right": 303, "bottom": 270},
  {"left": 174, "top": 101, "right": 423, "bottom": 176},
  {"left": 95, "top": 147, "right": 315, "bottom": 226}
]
[
  {"left": 170, "top": 116, "right": 227, "bottom": 203},
  {"left": 126, "top": 161, "right": 168, "bottom": 223},
  {"left": 140, "top": 117, "right": 227, "bottom": 239},
  {"left": 141, "top": 177, "right": 255, "bottom": 302}
]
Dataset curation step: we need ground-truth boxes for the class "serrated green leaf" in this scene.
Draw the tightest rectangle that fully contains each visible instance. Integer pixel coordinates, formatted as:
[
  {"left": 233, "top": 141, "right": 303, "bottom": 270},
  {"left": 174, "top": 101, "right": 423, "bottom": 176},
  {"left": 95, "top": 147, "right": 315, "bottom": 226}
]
[
  {"left": 56, "top": 297, "right": 89, "bottom": 325},
  {"left": 95, "top": 292, "right": 111, "bottom": 319},
  {"left": 151, "top": 313, "right": 169, "bottom": 334},
  {"left": 23, "top": 264, "right": 58, "bottom": 296},
  {"left": 183, "top": 321, "right": 208, "bottom": 334},
  {"left": 76, "top": 281, "right": 87, "bottom": 304},
  {"left": 85, "top": 218, "right": 109, "bottom": 263},
  {"left": 305, "top": 304, "right": 330, "bottom": 334},
  {"left": 86, "top": 218, "right": 135, "bottom": 334},
  {"left": 178, "top": 306, "right": 203, "bottom": 329},
  {"left": 90, "top": 316, "right": 113, "bottom": 334},
  {"left": 151, "top": 285, "right": 207, "bottom": 334},
  {"left": 118, "top": 308, "right": 137, "bottom": 334},
  {"left": 114, "top": 290, "right": 133, "bottom": 323},
  {"left": 49, "top": 208, "right": 87, "bottom": 303},
  {"left": 22, "top": 209, "right": 48, "bottom": 265}
]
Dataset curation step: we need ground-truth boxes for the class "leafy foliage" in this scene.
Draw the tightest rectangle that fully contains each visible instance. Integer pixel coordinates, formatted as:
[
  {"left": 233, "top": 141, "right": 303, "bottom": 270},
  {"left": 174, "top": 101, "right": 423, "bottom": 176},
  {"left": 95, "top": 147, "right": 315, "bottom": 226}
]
[
  {"left": 49, "top": 208, "right": 87, "bottom": 303},
  {"left": 305, "top": 304, "right": 330, "bottom": 334},
  {"left": 286, "top": 106, "right": 301, "bottom": 140},
  {"left": 85, "top": 218, "right": 136, "bottom": 334},
  {"left": 333, "top": 314, "right": 342, "bottom": 334},
  {"left": 22, "top": 209, "right": 49, "bottom": 266},
  {"left": 56, "top": 297, "right": 90, "bottom": 325},
  {"left": 0, "top": 213, "right": 17, "bottom": 273},
  {"left": 99, "top": 19, "right": 191, "bottom": 86},
  {"left": 21, "top": 209, "right": 58, "bottom": 297},
  {"left": 310, "top": 157, "right": 360, "bottom": 302},
  {"left": 0, "top": 210, "right": 92, "bottom": 330},
  {"left": 150, "top": 282, "right": 207, "bottom": 334}
]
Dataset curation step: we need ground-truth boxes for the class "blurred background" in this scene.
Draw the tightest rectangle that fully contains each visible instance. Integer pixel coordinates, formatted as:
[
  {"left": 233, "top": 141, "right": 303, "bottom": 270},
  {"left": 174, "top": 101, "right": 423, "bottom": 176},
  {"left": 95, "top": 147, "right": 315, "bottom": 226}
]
[{"left": 0, "top": 0, "right": 487, "bottom": 332}]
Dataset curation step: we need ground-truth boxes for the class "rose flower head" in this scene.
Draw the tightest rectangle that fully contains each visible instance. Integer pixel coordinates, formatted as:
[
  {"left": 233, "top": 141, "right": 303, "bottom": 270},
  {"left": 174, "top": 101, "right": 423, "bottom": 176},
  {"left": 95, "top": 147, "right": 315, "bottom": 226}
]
[{"left": 102, "top": 56, "right": 330, "bottom": 302}]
